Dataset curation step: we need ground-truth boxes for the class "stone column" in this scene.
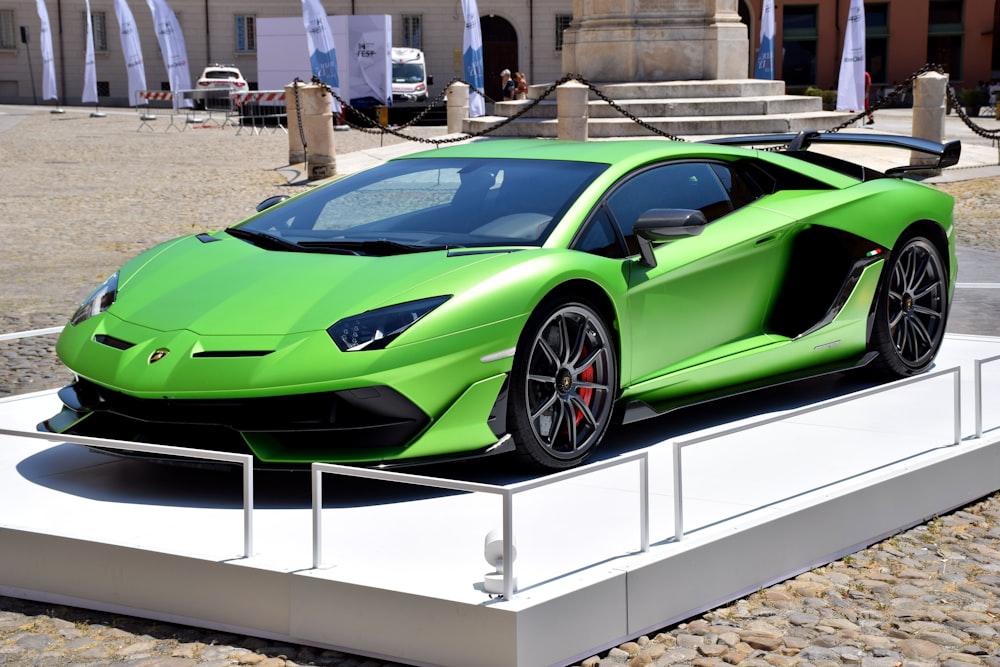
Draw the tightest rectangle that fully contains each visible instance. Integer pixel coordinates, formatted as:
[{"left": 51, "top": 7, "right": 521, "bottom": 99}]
[
  {"left": 447, "top": 81, "right": 470, "bottom": 135},
  {"left": 561, "top": 0, "right": 749, "bottom": 82},
  {"left": 557, "top": 80, "right": 590, "bottom": 141},
  {"left": 911, "top": 72, "right": 948, "bottom": 170},
  {"left": 299, "top": 83, "right": 336, "bottom": 181}
]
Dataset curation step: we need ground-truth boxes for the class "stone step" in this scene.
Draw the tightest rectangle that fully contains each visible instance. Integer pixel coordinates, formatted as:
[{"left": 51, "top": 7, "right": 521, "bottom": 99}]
[
  {"left": 491, "top": 95, "right": 824, "bottom": 120},
  {"left": 592, "top": 79, "right": 789, "bottom": 99},
  {"left": 470, "top": 78, "right": 855, "bottom": 138},
  {"left": 464, "top": 111, "right": 858, "bottom": 138}
]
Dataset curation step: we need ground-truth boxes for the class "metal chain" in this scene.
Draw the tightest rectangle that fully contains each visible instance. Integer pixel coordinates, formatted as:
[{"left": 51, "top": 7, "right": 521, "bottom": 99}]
[
  {"left": 302, "top": 65, "right": 999, "bottom": 146},
  {"left": 292, "top": 78, "right": 307, "bottom": 165},
  {"left": 569, "top": 75, "right": 688, "bottom": 142}
]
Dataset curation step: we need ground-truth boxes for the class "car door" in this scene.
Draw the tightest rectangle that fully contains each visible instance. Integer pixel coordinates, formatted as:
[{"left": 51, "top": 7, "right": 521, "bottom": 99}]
[{"left": 602, "top": 160, "right": 797, "bottom": 388}]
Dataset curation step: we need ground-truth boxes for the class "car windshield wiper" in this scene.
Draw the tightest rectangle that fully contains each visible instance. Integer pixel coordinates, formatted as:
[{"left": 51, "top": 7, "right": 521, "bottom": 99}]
[
  {"left": 225, "top": 227, "right": 357, "bottom": 255},
  {"left": 296, "top": 239, "right": 449, "bottom": 256}
]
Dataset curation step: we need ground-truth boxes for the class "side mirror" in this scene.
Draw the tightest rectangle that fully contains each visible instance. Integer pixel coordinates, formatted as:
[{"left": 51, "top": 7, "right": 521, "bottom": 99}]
[
  {"left": 634, "top": 209, "right": 707, "bottom": 268},
  {"left": 256, "top": 195, "right": 290, "bottom": 212}
]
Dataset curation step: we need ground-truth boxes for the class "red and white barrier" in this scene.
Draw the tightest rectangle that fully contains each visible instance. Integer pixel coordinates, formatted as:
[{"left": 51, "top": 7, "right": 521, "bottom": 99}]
[{"left": 232, "top": 90, "right": 286, "bottom": 105}]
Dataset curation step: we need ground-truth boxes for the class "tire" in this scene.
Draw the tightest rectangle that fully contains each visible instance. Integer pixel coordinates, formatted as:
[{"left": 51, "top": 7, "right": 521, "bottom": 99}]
[
  {"left": 508, "top": 299, "right": 618, "bottom": 469},
  {"left": 868, "top": 233, "right": 949, "bottom": 377}
]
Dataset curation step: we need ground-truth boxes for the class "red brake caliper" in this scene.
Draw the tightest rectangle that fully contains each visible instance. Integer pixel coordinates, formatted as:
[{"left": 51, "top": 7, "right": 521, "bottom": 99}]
[{"left": 576, "top": 344, "right": 594, "bottom": 424}]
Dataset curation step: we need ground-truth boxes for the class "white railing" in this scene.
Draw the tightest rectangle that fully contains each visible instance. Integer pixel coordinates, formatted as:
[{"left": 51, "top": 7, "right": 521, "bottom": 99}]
[
  {"left": 311, "top": 449, "right": 650, "bottom": 599},
  {"left": 0, "top": 326, "right": 63, "bottom": 342},
  {"left": 975, "top": 353, "right": 1000, "bottom": 439},
  {"left": 670, "top": 367, "right": 962, "bottom": 542},
  {"left": 0, "top": 427, "right": 255, "bottom": 558},
  {"left": 5, "top": 325, "right": 1000, "bottom": 599}
]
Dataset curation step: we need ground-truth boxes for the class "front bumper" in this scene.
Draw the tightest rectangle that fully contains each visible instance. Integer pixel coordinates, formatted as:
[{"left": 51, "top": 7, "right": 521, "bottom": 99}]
[{"left": 40, "top": 372, "right": 512, "bottom": 467}]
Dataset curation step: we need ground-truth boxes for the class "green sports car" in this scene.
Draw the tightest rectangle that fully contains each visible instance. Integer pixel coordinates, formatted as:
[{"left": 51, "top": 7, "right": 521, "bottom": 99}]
[{"left": 40, "top": 132, "right": 960, "bottom": 470}]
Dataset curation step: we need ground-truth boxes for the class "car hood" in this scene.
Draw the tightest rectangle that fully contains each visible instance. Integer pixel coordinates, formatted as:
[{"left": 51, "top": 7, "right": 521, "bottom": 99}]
[{"left": 112, "top": 233, "right": 507, "bottom": 336}]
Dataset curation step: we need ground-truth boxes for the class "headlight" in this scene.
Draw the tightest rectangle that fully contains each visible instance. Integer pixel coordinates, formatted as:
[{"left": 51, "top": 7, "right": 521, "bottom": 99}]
[
  {"left": 70, "top": 272, "right": 119, "bottom": 326},
  {"left": 328, "top": 296, "right": 450, "bottom": 352}
]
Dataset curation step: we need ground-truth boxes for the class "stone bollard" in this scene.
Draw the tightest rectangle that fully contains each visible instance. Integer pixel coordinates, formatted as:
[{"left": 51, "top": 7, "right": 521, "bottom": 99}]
[
  {"left": 447, "top": 81, "right": 470, "bottom": 134},
  {"left": 285, "top": 82, "right": 305, "bottom": 165},
  {"left": 298, "top": 83, "right": 336, "bottom": 181},
  {"left": 557, "top": 80, "right": 589, "bottom": 141},
  {"left": 911, "top": 72, "right": 948, "bottom": 171}
]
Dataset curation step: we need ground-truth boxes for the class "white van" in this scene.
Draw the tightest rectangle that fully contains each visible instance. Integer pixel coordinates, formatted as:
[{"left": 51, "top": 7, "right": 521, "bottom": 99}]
[{"left": 391, "top": 47, "right": 432, "bottom": 103}]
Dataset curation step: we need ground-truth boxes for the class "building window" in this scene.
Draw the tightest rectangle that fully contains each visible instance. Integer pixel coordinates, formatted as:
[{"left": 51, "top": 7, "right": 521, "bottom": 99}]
[
  {"left": 97, "top": 81, "right": 110, "bottom": 97},
  {"left": 781, "top": 5, "right": 818, "bottom": 86},
  {"left": 236, "top": 14, "right": 256, "bottom": 52},
  {"left": 865, "top": 3, "right": 889, "bottom": 84},
  {"left": 92, "top": 11, "right": 108, "bottom": 51},
  {"left": 402, "top": 15, "right": 422, "bottom": 49},
  {"left": 83, "top": 11, "right": 108, "bottom": 51},
  {"left": 928, "top": 0, "right": 963, "bottom": 80},
  {"left": 0, "top": 10, "right": 15, "bottom": 49},
  {"left": 555, "top": 14, "right": 572, "bottom": 52}
]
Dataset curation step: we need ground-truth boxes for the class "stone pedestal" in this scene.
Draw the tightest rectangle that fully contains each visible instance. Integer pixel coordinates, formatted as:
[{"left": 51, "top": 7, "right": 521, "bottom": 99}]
[
  {"left": 557, "top": 80, "right": 590, "bottom": 141},
  {"left": 910, "top": 72, "right": 948, "bottom": 170},
  {"left": 298, "top": 83, "right": 336, "bottom": 181},
  {"left": 561, "top": 0, "right": 749, "bottom": 82},
  {"left": 447, "top": 81, "right": 470, "bottom": 135}
]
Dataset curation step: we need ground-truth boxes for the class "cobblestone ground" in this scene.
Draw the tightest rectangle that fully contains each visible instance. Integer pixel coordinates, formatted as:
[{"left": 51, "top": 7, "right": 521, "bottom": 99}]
[{"left": 2, "top": 107, "right": 1000, "bottom": 667}]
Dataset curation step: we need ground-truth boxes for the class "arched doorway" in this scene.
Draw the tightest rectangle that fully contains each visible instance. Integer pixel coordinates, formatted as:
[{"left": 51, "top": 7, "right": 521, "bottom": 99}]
[
  {"left": 993, "top": 0, "right": 1000, "bottom": 77},
  {"left": 738, "top": 0, "right": 754, "bottom": 78},
  {"left": 481, "top": 15, "right": 518, "bottom": 102}
]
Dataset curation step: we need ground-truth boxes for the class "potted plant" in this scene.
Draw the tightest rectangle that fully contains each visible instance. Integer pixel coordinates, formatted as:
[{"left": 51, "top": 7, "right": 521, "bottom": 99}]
[{"left": 961, "top": 88, "right": 985, "bottom": 117}]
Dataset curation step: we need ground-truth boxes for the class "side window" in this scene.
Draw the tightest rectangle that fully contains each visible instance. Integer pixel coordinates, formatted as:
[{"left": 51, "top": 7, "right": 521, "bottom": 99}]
[
  {"left": 605, "top": 162, "right": 734, "bottom": 255},
  {"left": 573, "top": 207, "right": 625, "bottom": 258},
  {"left": 710, "top": 163, "right": 759, "bottom": 209}
]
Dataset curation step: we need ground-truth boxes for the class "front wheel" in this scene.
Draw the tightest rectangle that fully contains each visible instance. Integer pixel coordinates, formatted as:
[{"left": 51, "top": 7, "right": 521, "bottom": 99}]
[
  {"left": 868, "top": 234, "right": 949, "bottom": 377},
  {"left": 508, "top": 300, "right": 618, "bottom": 469}
]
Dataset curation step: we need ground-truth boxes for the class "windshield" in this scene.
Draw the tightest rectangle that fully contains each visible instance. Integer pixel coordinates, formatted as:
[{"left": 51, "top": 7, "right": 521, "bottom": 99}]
[
  {"left": 233, "top": 157, "right": 606, "bottom": 254},
  {"left": 392, "top": 62, "right": 425, "bottom": 83}
]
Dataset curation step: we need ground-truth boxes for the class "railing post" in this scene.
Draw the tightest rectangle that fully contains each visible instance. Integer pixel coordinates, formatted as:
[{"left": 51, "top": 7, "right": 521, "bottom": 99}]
[
  {"left": 503, "top": 490, "right": 515, "bottom": 599},
  {"left": 299, "top": 83, "right": 336, "bottom": 180},
  {"left": 953, "top": 368, "right": 962, "bottom": 446},
  {"left": 557, "top": 79, "right": 590, "bottom": 141},
  {"left": 911, "top": 72, "right": 948, "bottom": 171},
  {"left": 312, "top": 466, "right": 324, "bottom": 569},
  {"left": 673, "top": 441, "right": 684, "bottom": 542},
  {"left": 447, "top": 81, "right": 469, "bottom": 134}
]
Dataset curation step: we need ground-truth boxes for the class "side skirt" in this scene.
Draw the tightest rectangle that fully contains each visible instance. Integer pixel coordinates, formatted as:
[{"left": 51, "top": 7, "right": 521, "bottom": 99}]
[{"left": 621, "top": 351, "right": 878, "bottom": 424}]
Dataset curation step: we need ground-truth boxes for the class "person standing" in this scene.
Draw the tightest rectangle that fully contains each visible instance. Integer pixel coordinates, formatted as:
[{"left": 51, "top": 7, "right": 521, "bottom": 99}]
[
  {"left": 514, "top": 72, "right": 528, "bottom": 100},
  {"left": 500, "top": 69, "right": 516, "bottom": 101},
  {"left": 864, "top": 71, "right": 874, "bottom": 125}
]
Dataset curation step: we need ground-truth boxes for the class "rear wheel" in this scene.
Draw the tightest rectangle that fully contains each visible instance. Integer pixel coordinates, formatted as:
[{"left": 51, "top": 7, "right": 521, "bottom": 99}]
[
  {"left": 868, "top": 233, "right": 948, "bottom": 377},
  {"left": 508, "top": 300, "right": 617, "bottom": 469}
]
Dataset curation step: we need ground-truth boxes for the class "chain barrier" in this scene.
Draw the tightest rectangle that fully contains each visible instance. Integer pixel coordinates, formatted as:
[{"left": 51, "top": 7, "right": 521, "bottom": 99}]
[
  {"left": 570, "top": 76, "right": 688, "bottom": 142},
  {"left": 303, "top": 65, "right": 998, "bottom": 148},
  {"left": 824, "top": 63, "right": 1000, "bottom": 146}
]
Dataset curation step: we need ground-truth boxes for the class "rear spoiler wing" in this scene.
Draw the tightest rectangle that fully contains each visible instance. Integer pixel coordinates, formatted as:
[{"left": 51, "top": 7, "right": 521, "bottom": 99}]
[{"left": 703, "top": 131, "right": 962, "bottom": 177}]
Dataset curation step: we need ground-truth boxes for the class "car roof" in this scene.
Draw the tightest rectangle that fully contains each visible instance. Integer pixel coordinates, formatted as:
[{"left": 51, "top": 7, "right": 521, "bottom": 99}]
[
  {"left": 395, "top": 137, "right": 859, "bottom": 189},
  {"left": 397, "top": 138, "right": 752, "bottom": 168}
]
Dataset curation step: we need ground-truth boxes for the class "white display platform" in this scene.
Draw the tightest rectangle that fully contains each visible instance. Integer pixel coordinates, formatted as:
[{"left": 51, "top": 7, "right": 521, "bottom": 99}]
[{"left": 3, "top": 333, "right": 1000, "bottom": 667}]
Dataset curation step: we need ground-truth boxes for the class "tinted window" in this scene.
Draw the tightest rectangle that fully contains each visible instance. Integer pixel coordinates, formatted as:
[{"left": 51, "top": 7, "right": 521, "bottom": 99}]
[
  {"left": 574, "top": 207, "right": 624, "bottom": 258},
  {"left": 605, "top": 162, "right": 734, "bottom": 255},
  {"left": 710, "top": 163, "right": 759, "bottom": 209}
]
